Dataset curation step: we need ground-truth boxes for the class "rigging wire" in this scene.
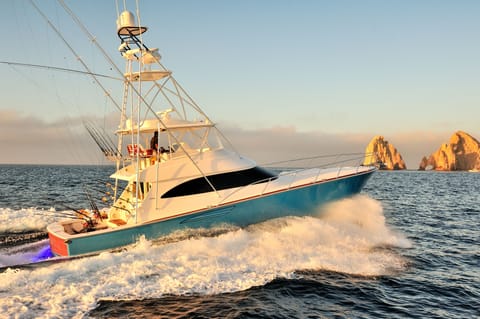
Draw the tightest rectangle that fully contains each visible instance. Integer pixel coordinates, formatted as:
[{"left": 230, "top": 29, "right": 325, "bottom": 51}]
[
  {"left": 28, "top": 0, "right": 122, "bottom": 112},
  {"left": 0, "top": 61, "right": 122, "bottom": 80},
  {"left": 5, "top": 63, "right": 43, "bottom": 89}
]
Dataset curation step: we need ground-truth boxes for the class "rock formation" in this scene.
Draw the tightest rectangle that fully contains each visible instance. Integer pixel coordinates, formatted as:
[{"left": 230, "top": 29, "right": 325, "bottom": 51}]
[
  {"left": 363, "top": 136, "right": 406, "bottom": 170},
  {"left": 418, "top": 131, "right": 480, "bottom": 171}
]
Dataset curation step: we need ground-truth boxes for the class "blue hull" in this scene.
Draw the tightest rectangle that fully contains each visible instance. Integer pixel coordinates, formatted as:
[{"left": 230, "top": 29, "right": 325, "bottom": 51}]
[{"left": 63, "top": 170, "right": 374, "bottom": 256}]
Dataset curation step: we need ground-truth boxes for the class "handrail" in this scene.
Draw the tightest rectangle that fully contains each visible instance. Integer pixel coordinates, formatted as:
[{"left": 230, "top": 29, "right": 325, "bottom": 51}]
[
  {"left": 261, "top": 152, "right": 374, "bottom": 169},
  {"left": 217, "top": 153, "right": 376, "bottom": 205}
]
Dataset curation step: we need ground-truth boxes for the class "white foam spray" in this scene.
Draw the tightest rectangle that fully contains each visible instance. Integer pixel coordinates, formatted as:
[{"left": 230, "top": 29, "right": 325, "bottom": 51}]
[
  {"left": 318, "top": 194, "right": 412, "bottom": 249},
  {"left": 0, "top": 207, "right": 58, "bottom": 233},
  {"left": 0, "top": 195, "right": 410, "bottom": 318}
]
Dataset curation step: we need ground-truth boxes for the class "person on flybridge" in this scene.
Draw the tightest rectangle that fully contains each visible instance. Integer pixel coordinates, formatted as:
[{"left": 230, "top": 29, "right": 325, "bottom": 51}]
[
  {"left": 150, "top": 131, "right": 171, "bottom": 163},
  {"left": 150, "top": 131, "right": 158, "bottom": 152}
]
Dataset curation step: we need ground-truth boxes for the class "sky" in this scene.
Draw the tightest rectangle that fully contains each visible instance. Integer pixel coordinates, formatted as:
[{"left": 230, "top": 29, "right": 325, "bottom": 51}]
[{"left": 0, "top": 0, "right": 479, "bottom": 168}]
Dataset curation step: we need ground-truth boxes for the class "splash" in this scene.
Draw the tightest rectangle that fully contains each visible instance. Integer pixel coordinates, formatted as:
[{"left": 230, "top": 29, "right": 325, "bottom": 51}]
[
  {"left": 0, "top": 207, "right": 58, "bottom": 233},
  {"left": 0, "top": 195, "right": 409, "bottom": 318},
  {"left": 318, "top": 194, "right": 412, "bottom": 249}
]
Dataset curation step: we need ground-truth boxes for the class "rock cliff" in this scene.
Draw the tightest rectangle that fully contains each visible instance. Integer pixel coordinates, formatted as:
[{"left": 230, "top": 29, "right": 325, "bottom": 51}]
[
  {"left": 418, "top": 131, "right": 480, "bottom": 171},
  {"left": 363, "top": 136, "right": 406, "bottom": 170}
]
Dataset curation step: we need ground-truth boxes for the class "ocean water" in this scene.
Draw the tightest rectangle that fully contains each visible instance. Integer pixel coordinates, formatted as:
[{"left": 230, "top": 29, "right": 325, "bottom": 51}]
[{"left": 0, "top": 165, "right": 478, "bottom": 318}]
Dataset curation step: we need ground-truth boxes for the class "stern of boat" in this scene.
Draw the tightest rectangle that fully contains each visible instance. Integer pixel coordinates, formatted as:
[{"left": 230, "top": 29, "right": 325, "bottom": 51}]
[{"left": 47, "top": 222, "right": 70, "bottom": 256}]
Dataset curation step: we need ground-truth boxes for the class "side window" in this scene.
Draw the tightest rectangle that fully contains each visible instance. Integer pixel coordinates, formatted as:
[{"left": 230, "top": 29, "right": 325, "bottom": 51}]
[{"left": 161, "top": 167, "right": 277, "bottom": 198}]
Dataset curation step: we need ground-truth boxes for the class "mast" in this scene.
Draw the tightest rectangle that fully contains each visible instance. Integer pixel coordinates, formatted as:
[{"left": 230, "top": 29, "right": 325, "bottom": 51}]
[
  {"left": 114, "top": 9, "right": 222, "bottom": 200},
  {"left": 116, "top": 10, "right": 153, "bottom": 221}
]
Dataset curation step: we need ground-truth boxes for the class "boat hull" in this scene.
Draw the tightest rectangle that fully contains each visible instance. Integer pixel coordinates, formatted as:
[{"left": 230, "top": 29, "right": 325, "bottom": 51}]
[{"left": 49, "top": 169, "right": 374, "bottom": 256}]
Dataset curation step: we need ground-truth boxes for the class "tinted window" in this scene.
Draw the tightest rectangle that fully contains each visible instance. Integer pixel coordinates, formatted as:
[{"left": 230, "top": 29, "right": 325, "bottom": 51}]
[{"left": 162, "top": 167, "right": 277, "bottom": 198}]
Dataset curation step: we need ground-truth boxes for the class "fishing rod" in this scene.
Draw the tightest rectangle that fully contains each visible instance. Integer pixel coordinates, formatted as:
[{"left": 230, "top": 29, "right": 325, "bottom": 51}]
[
  {"left": 88, "top": 188, "right": 114, "bottom": 199},
  {"left": 34, "top": 209, "right": 79, "bottom": 218},
  {"left": 95, "top": 179, "right": 118, "bottom": 192},
  {"left": 83, "top": 183, "right": 115, "bottom": 198},
  {"left": 83, "top": 187, "right": 102, "bottom": 220},
  {"left": 88, "top": 179, "right": 117, "bottom": 186},
  {"left": 84, "top": 122, "right": 118, "bottom": 158},
  {"left": 55, "top": 202, "right": 95, "bottom": 228},
  {"left": 84, "top": 121, "right": 121, "bottom": 159},
  {"left": 85, "top": 125, "right": 110, "bottom": 156},
  {"left": 85, "top": 186, "right": 114, "bottom": 198},
  {"left": 33, "top": 211, "right": 79, "bottom": 220},
  {"left": 84, "top": 191, "right": 114, "bottom": 206},
  {"left": 110, "top": 205, "right": 133, "bottom": 216},
  {"left": 55, "top": 196, "right": 131, "bottom": 219},
  {"left": 81, "top": 186, "right": 133, "bottom": 216}
]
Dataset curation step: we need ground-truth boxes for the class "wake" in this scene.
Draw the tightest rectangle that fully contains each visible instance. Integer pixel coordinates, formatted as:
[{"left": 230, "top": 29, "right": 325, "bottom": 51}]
[
  {"left": 0, "top": 195, "right": 411, "bottom": 318},
  {"left": 0, "top": 207, "right": 58, "bottom": 233}
]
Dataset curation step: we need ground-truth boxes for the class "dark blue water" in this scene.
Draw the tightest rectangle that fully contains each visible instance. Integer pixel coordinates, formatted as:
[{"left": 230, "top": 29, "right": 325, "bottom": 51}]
[
  {"left": 0, "top": 165, "right": 478, "bottom": 318},
  {"left": 0, "top": 164, "right": 114, "bottom": 210}
]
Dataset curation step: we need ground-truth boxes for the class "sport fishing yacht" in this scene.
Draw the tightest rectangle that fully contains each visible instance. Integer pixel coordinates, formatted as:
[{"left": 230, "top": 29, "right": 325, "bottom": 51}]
[{"left": 47, "top": 9, "right": 375, "bottom": 257}]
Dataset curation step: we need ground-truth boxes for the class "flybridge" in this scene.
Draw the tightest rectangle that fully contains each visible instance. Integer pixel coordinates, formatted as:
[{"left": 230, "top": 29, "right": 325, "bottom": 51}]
[{"left": 116, "top": 110, "right": 215, "bottom": 135}]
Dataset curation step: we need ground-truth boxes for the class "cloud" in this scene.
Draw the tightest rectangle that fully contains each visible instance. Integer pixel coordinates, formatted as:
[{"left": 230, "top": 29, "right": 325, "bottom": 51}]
[
  {"left": 220, "top": 124, "right": 457, "bottom": 169},
  {"left": 0, "top": 109, "right": 109, "bottom": 165},
  {"left": 220, "top": 124, "right": 372, "bottom": 165},
  {"left": 0, "top": 109, "right": 468, "bottom": 169}
]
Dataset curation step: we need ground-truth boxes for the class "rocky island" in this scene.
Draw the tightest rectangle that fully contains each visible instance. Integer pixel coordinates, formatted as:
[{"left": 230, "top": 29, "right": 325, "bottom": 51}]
[
  {"left": 419, "top": 131, "right": 480, "bottom": 171},
  {"left": 363, "top": 135, "right": 406, "bottom": 170}
]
